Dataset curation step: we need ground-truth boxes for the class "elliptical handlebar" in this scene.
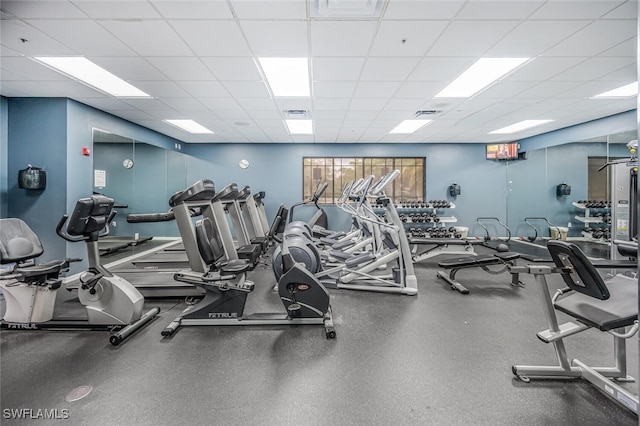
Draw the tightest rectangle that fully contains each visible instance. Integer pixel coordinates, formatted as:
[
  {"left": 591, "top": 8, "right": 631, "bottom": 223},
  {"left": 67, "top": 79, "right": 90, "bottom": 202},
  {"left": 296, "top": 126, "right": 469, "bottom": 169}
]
[{"left": 370, "top": 169, "right": 400, "bottom": 196}]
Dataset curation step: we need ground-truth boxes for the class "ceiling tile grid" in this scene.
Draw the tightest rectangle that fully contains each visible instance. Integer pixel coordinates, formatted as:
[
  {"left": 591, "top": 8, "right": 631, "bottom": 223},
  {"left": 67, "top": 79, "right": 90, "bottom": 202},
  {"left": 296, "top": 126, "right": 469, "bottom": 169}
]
[{"left": 0, "top": 0, "right": 636, "bottom": 143}]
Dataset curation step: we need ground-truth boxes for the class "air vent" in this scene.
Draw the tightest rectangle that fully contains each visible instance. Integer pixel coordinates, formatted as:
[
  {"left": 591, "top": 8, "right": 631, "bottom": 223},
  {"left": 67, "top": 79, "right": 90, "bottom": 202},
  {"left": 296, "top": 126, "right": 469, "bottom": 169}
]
[
  {"left": 415, "top": 110, "right": 442, "bottom": 116},
  {"left": 284, "top": 110, "right": 312, "bottom": 118}
]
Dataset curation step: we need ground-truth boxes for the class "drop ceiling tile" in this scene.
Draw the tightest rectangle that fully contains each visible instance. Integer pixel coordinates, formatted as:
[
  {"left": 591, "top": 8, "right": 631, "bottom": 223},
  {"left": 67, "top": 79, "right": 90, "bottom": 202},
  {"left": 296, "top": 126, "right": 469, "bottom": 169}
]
[
  {"left": 146, "top": 57, "right": 216, "bottom": 80},
  {"left": 248, "top": 110, "right": 281, "bottom": 120},
  {"left": 349, "top": 97, "right": 390, "bottom": 110},
  {"left": 74, "top": 97, "right": 143, "bottom": 111},
  {"left": 369, "top": 21, "right": 448, "bottom": 57},
  {"left": 240, "top": 21, "right": 308, "bottom": 56},
  {"left": 274, "top": 98, "right": 313, "bottom": 111},
  {"left": 2, "top": 1, "right": 86, "bottom": 18},
  {"left": 199, "top": 97, "right": 243, "bottom": 111},
  {"left": 230, "top": 0, "right": 306, "bottom": 19},
  {"left": 544, "top": 20, "right": 636, "bottom": 57},
  {"left": 123, "top": 98, "right": 176, "bottom": 111},
  {"left": 505, "top": 57, "right": 587, "bottom": 82},
  {"left": 312, "top": 110, "right": 347, "bottom": 120},
  {"left": 134, "top": 81, "right": 190, "bottom": 97},
  {"left": 235, "top": 98, "right": 277, "bottom": 110},
  {"left": 600, "top": 63, "right": 636, "bottom": 81},
  {"left": 427, "top": 21, "right": 520, "bottom": 56},
  {"left": 383, "top": 1, "right": 464, "bottom": 19},
  {"left": 1, "top": 56, "right": 70, "bottom": 80},
  {"left": 25, "top": 19, "right": 136, "bottom": 56},
  {"left": 177, "top": 81, "right": 230, "bottom": 98},
  {"left": 353, "top": 82, "right": 400, "bottom": 98},
  {"left": 394, "top": 81, "right": 442, "bottom": 98},
  {"left": 151, "top": 1, "right": 234, "bottom": 19},
  {"left": 367, "top": 119, "right": 402, "bottom": 129},
  {"left": 313, "top": 81, "right": 357, "bottom": 98},
  {"left": 478, "top": 81, "right": 536, "bottom": 99},
  {"left": 313, "top": 98, "right": 351, "bottom": 110},
  {"left": 599, "top": 38, "right": 637, "bottom": 57},
  {"left": 383, "top": 98, "right": 425, "bottom": 111},
  {"left": 99, "top": 20, "right": 192, "bottom": 56},
  {"left": 221, "top": 81, "right": 270, "bottom": 98},
  {"left": 89, "top": 57, "right": 169, "bottom": 82},
  {"left": 73, "top": 1, "right": 161, "bottom": 18},
  {"left": 201, "top": 57, "right": 262, "bottom": 81},
  {"left": 169, "top": 20, "right": 252, "bottom": 56},
  {"left": 551, "top": 57, "right": 636, "bottom": 82},
  {"left": 603, "top": 0, "right": 637, "bottom": 18},
  {"left": 487, "top": 21, "right": 590, "bottom": 56},
  {"left": 457, "top": 1, "right": 544, "bottom": 19},
  {"left": 345, "top": 110, "right": 379, "bottom": 120},
  {"left": 160, "top": 98, "right": 208, "bottom": 110},
  {"left": 312, "top": 57, "right": 365, "bottom": 81},
  {"left": 408, "top": 57, "right": 476, "bottom": 82},
  {"left": 530, "top": 0, "right": 626, "bottom": 19},
  {"left": 1, "top": 19, "right": 77, "bottom": 55},
  {"left": 310, "top": 21, "right": 378, "bottom": 57},
  {"left": 360, "top": 57, "right": 420, "bottom": 81},
  {"left": 315, "top": 118, "right": 344, "bottom": 128}
]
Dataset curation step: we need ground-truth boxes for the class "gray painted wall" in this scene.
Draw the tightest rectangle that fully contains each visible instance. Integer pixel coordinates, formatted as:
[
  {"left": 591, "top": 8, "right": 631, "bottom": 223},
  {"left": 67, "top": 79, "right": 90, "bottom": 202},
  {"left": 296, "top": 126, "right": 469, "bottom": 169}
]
[{"left": 0, "top": 96, "right": 7, "bottom": 218}]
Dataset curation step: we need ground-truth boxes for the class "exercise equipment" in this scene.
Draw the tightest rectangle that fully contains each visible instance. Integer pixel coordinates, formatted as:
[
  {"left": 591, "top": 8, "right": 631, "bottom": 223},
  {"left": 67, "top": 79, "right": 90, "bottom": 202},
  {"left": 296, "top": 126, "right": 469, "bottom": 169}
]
[
  {"left": 0, "top": 195, "right": 160, "bottom": 345},
  {"left": 511, "top": 240, "right": 638, "bottom": 414},
  {"left": 289, "top": 182, "right": 329, "bottom": 233},
  {"left": 162, "top": 216, "right": 336, "bottom": 338},
  {"left": 436, "top": 249, "right": 522, "bottom": 294}
]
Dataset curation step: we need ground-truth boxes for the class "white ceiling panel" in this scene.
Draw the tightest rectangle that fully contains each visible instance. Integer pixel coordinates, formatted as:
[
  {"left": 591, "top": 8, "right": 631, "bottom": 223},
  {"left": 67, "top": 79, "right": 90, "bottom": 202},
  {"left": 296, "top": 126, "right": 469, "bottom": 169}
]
[
  {"left": 25, "top": 20, "right": 137, "bottom": 56},
  {"left": 221, "top": 81, "right": 270, "bottom": 98},
  {"left": 487, "top": 21, "right": 590, "bottom": 57},
  {"left": 150, "top": 1, "right": 234, "bottom": 19},
  {"left": 369, "top": 21, "right": 448, "bottom": 57},
  {"left": 427, "top": 21, "right": 520, "bottom": 57},
  {"left": 353, "top": 82, "right": 401, "bottom": 98},
  {"left": 90, "top": 56, "right": 169, "bottom": 81},
  {"left": 312, "top": 57, "right": 365, "bottom": 81},
  {"left": 230, "top": 0, "right": 306, "bottom": 20},
  {"left": 99, "top": 20, "right": 192, "bottom": 56},
  {"left": 0, "top": 0, "right": 635, "bottom": 144},
  {"left": 383, "top": 1, "right": 464, "bottom": 19},
  {"left": 146, "top": 57, "right": 216, "bottom": 80},
  {"left": 456, "top": 1, "right": 544, "bottom": 19},
  {"left": 72, "top": 1, "right": 161, "bottom": 19},
  {"left": 1, "top": 19, "right": 78, "bottom": 55},
  {"left": 169, "top": 20, "right": 252, "bottom": 56},
  {"left": 1, "top": 1, "right": 86, "bottom": 19},
  {"left": 240, "top": 21, "right": 308, "bottom": 57},
  {"left": 360, "top": 57, "right": 420, "bottom": 81},
  {"left": 544, "top": 20, "right": 637, "bottom": 57},
  {"left": 310, "top": 21, "right": 378, "bottom": 57},
  {"left": 314, "top": 81, "right": 357, "bottom": 98},
  {"left": 530, "top": 1, "right": 626, "bottom": 20},
  {"left": 201, "top": 57, "right": 262, "bottom": 81},
  {"left": 177, "top": 81, "right": 230, "bottom": 98}
]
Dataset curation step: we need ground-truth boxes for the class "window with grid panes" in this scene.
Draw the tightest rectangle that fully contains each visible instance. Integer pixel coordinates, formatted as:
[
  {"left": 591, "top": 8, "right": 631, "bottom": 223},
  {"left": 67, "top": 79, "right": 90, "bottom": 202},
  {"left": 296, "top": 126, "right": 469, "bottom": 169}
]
[{"left": 302, "top": 157, "right": 425, "bottom": 203}]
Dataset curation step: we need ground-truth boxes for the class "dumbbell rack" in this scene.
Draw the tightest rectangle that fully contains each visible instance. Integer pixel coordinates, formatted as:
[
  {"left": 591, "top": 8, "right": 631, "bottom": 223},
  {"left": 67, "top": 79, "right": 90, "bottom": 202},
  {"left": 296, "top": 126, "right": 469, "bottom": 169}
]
[
  {"left": 396, "top": 200, "right": 458, "bottom": 239},
  {"left": 572, "top": 200, "right": 611, "bottom": 242}
]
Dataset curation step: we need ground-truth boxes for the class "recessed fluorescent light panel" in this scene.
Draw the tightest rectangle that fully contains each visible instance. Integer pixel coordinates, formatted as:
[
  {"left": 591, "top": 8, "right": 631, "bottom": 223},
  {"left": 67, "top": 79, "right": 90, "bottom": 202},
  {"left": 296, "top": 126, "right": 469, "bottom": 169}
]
[
  {"left": 33, "top": 56, "right": 150, "bottom": 98},
  {"left": 489, "top": 119, "right": 554, "bottom": 135},
  {"left": 285, "top": 119, "right": 313, "bottom": 135},
  {"left": 259, "top": 58, "right": 310, "bottom": 97},
  {"left": 592, "top": 82, "right": 638, "bottom": 98},
  {"left": 389, "top": 119, "right": 433, "bottom": 134},
  {"left": 165, "top": 119, "right": 214, "bottom": 134},
  {"left": 435, "top": 58, "right": 530, "bottom": 98}
]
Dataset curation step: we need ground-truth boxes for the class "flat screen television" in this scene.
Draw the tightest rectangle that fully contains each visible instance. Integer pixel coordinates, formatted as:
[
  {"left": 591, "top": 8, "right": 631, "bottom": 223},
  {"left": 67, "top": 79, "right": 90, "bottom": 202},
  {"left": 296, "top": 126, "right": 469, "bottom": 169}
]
[{"left": 486, "top": 142, "right": 519, "bottom": 160}]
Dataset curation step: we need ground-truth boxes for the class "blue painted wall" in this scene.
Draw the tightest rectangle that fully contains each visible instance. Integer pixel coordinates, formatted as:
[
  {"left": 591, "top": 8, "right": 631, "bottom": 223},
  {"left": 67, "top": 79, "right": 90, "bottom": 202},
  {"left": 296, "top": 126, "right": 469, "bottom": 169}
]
[
  {"left": 7, "top": 98, "right": 69, "bottom": 261},
  {"left": 183, "top": 143, "right": 508, "bottom": 236},
  {"left": 0, "top": 96, "right": 8, "bottom": 218}
]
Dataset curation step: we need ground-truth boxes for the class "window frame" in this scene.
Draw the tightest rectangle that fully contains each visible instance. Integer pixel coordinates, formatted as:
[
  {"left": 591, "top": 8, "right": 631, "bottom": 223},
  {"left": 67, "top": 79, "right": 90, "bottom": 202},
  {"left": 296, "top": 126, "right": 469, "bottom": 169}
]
[{"left": 302, "top": 156, "right": 426, "bottom": 204}]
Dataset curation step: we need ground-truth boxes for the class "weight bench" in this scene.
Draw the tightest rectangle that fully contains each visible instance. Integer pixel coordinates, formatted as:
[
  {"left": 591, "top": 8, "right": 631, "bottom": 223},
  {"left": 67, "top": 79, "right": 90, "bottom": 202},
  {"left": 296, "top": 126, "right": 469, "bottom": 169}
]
[
  {"left": 512, "top": 240, "right": 639, "bottom": 414},
  {"left": 436, "top": 251, "right": 521, "bottom": 294},
  {"left": 410, "top": 238, "right": 483, "bottom": 262}
]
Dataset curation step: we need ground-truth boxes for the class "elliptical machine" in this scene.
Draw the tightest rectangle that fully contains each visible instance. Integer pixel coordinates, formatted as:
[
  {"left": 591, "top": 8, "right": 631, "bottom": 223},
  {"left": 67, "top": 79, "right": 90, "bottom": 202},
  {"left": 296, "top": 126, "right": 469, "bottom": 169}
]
[{"left": 0, "top": 195, "right": 160, "bottom": 345}]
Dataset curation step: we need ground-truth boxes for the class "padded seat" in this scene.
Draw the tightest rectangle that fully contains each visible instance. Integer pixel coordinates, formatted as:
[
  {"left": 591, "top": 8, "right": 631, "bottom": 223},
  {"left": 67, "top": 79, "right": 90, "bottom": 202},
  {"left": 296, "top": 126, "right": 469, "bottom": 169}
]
[
  {"left": 438, "top": 254, "right": 495, "bottom": 268},
  {"left": 409, "top": 237, "right": 481, "bottom": 246},
  {"left": 554, "top": 274, "right": 637, "bottom": 331}
]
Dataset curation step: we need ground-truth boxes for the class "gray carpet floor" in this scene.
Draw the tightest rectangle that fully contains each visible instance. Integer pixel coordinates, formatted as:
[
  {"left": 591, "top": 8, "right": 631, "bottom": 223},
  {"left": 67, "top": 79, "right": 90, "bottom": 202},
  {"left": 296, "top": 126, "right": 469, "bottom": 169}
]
[{"left": 1, "top": 245, "right": 637, "bottom": 426}]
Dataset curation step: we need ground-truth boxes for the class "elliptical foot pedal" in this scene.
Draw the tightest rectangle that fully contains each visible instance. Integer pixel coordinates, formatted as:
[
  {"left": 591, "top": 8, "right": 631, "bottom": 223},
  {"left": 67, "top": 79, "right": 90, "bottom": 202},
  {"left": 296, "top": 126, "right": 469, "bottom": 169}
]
[{"left": 287, "top": 303, "right": 301, "bottom": 313}]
